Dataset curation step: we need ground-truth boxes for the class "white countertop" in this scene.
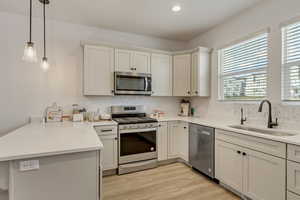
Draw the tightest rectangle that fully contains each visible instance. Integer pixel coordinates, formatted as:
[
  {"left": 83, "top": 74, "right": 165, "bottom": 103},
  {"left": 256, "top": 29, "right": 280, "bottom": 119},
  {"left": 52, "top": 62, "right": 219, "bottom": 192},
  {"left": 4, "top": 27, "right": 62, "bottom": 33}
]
[
  {"left": 156, "top": 116, "right": 300, "bottom": 146},
  {"left": 2, "top": 116, "right": 300, "bottom": 162},
  {"left": 0, "top": 121, "right": 115, "bottom": 162}
]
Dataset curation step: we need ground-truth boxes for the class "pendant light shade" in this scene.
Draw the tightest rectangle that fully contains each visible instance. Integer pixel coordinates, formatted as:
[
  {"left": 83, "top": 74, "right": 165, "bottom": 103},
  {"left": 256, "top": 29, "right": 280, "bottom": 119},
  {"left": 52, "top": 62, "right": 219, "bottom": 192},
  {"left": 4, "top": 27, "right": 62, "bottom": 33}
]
[
  {"left": 23, "top": 0, "right": 37, "bottom": 62},
  {"left": 41, "top": 57, "right": 49, "bottom": 71},
  {"left": 40, "top": 0, "right": 50, "bottom": 71}
]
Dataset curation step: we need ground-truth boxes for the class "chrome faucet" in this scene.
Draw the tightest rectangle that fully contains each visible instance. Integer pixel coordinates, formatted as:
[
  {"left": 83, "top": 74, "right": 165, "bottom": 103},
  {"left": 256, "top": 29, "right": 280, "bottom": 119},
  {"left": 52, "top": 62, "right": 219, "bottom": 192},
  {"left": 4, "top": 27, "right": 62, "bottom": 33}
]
[
  {"left": 258, "top": 100, "right": 278, "bottom": 128},
  {"left": 240, "top": 108, "right": 247, "bottom": 125}
]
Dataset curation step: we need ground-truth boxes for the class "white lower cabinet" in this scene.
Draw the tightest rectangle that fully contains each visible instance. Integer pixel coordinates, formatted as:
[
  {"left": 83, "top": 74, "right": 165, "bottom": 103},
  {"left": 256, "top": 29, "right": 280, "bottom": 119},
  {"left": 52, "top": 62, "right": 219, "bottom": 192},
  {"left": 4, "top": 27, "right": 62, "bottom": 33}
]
[
  {"left": 96, "top": 125, "right": 118, "bottom": 171},
  {"left": 215, "top": 129, "right": 286, "bottom": 200},
  {"left": 167, "top": 121, "right": 180, "bottom": 159},
  {"left": 215, "top": 140, "right": 244, "bottom": 193},
  {"left": 167, "top": 121, "right": 189, "bottom": 161},
  {"left": 288, "top": 160, "right": 300, "bottom": 196},
  {"left": 157, "top": 122, "right": 168, "bottom": 161},
  {"left": 100, "top": 134, "right": 118, "bottom": 170},
  {"left": 243, "top": 148, "right": 285, "bottom": 200},
  {"left": 177, "top": 122, "right": 189, "bottom": 162}
]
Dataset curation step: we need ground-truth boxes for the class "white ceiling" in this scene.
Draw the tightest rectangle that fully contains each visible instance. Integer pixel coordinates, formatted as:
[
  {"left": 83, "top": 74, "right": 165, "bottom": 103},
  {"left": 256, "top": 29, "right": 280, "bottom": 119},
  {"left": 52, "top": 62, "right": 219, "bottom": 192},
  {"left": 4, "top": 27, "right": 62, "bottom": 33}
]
[{"left": 0, "top": 0, "right": 264, "bottom": 41}]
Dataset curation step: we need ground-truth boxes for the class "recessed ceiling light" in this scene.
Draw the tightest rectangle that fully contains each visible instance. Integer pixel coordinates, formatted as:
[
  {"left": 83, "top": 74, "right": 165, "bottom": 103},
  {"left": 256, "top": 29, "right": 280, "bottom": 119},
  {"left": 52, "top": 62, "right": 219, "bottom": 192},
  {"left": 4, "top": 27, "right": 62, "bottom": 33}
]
[{"left": 172, "top": 5, "right": 181, "bottom": 12}]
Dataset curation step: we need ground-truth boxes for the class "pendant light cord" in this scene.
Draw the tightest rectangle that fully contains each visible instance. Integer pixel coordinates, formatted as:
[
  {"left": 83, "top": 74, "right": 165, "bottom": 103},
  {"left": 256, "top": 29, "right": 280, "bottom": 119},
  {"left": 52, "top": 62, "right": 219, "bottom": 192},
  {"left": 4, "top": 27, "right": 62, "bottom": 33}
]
[
  {"left": 29, "top": 0, "right": 32, "bottom": 42},
  {"left": 43, "top": 1, "right": 46, "bottom": 58}
]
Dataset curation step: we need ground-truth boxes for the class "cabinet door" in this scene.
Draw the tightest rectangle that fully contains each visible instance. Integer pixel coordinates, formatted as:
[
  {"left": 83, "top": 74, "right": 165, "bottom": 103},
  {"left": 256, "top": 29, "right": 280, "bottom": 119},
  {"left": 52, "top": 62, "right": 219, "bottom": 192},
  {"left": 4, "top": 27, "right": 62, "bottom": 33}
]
[
  {"left": 100, "top": 135, "right": 118, "bottom": 170},
  {"left": 115, "top": 49, "right": 133, "bottom": 72},
  {"left": 151, "top": 54, "right": 173, "bottom": 96},
  {"left": 288, "top": 160, "right": 300, "bottom": 196},
  {"left": 215, "top": 140, "right": 243, "bottom": 193},
  {"left": 191, "top": 52, "right": 199, "bottom": 96},
  {"left": 157, "top": 122, "right": 168, "bottom": 161},
  {"left": 173, "top": 54, "right": 191, "bottom": 96},
  {"left": 243, "top": 148, "right": 286, "bottom": 200},
  {"left": 133, "top": 51, "right": 151, "bottom": 73},
  {"left": 167, "top": 122, "right": 180, "bottom": 159},
  {"left": 178, "top": 122, "right": 189, "bottom": 162},
  {"left": 191, "top": 50, "right": 210, "bottom": 97},
  {"left": 83, "top": 45, "right": 114, "bottom": 96}
]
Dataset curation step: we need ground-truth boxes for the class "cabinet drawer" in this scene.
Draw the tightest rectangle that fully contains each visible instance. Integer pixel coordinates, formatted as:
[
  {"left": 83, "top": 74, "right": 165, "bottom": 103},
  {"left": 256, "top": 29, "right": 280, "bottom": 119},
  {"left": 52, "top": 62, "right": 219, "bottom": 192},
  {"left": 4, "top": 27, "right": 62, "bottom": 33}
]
[
  {"left": 288, "top": 191, "right": 300, "bottom": 200},
  {"left": 216, "top": 129, "right": 286, "bottom": 158},
  {"left": 288, "top": 160, "right": 300, "bottom": 195},
  {"left": 94, "top": 125, "right": 117, "bottom": 136},
  {"left": 288, "top": 145, "right": 300, "bottom": 163}
]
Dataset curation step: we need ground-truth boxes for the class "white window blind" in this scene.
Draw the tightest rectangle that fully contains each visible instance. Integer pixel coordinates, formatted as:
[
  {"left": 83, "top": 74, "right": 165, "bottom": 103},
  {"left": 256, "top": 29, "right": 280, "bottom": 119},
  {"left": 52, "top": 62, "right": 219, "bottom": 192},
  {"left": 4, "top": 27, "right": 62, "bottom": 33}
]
[
  {"left": 219, "top": 33, "right": 268, "bottom": 100},
  {"left": 282, "top": 21, "right": 300, "bottom": 101}
]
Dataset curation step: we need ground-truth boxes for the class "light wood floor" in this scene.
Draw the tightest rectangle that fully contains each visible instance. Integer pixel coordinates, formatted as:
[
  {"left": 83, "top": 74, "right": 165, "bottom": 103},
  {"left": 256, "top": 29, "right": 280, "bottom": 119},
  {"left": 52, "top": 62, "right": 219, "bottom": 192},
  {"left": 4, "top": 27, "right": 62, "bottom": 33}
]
[{"left": 103, "top": 163, "right": 240, "bottom": 200}]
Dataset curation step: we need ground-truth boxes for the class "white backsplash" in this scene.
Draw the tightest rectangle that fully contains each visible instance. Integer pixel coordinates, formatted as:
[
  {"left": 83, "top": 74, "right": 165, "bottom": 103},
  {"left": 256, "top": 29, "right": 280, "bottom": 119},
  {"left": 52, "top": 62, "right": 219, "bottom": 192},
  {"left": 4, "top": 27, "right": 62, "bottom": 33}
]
[
  {"left": 76, "top": 96, "right": 182, "bottom": 116},
  {"left": 192, "top": 98, "right": 300, "bottom": 131}
]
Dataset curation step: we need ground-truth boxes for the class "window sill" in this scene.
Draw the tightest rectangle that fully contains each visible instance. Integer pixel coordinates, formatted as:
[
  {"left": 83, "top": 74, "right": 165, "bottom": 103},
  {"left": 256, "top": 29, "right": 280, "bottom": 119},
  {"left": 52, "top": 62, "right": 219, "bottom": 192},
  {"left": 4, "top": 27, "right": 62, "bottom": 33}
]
[
  {"left": 218, "top": 99, "right": 262, "bottom": 104},
  {"left": 281, "top": 100, "right": 300, "bottom": 106}
]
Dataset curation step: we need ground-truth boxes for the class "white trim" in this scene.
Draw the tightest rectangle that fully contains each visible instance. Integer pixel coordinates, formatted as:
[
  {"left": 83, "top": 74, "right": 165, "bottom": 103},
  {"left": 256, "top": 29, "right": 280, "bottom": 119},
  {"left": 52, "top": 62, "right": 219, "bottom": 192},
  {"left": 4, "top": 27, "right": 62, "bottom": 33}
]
[
  {"left": 217, "top": 28, "right": 270, "bottom": 50},
  {"left": 81, "top": 41, "right": 173, "bottom": 55},
  {"left": 279, "top": 15, "right": 300, "bottom": 28},
  {"left": 218, "top": 32, "right": 269, "bottom": 101}
]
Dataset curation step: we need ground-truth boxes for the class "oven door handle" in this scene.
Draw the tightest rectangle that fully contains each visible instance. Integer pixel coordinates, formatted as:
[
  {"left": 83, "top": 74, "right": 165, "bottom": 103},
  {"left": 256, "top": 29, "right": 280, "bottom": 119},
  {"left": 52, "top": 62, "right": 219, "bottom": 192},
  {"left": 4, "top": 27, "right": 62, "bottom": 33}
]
[
  {"left": 145, "top": 77, "right": 148, "bottom": 92},
  {"left": 119, "top": 127, "right": 157, "bottom": 134}
]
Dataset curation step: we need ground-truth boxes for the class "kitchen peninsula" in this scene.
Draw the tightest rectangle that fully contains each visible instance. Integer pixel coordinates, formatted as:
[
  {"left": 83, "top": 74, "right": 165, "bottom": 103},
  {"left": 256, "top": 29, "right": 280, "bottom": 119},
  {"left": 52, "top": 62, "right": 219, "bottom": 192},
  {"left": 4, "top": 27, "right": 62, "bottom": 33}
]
[{"left": 0, "top": 121, "right": 105, "bottom": 200}]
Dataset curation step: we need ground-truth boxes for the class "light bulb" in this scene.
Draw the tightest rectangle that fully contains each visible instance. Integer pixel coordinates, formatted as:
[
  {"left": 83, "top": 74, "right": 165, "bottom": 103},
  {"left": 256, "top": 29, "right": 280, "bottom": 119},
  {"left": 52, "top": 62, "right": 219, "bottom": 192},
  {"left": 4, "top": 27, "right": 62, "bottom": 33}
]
[
  {"left": 41, "top": 57, "right": 50, "bottom": 71},
  {"left": 23, "top": 42, "right": 37, "bottom": 62},
  {"left": 172, "top": 5, "right": 181, "bottom": 12}
]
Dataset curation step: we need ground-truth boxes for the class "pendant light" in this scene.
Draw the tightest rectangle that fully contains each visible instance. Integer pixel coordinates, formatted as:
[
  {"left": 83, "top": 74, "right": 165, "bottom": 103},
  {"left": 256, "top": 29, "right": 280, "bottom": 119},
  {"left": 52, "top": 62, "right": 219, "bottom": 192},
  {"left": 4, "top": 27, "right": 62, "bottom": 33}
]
[
  {"left": 23, "top": 0, "right": 37, "bottom": 62},
  {"left": 40, "top": 0, "right": 50, "bottom": 71}
]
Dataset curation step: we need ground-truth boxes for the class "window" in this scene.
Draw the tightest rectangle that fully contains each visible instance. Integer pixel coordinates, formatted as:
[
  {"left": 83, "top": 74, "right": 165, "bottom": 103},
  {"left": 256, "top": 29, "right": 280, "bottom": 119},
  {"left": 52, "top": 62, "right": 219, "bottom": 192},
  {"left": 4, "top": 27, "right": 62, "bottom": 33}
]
[
  {"left": 219, "top": 32, "right": 269, "bottom": 100},
  {"left": 282, "top": 21, "right": 300, "bottom": 101}
]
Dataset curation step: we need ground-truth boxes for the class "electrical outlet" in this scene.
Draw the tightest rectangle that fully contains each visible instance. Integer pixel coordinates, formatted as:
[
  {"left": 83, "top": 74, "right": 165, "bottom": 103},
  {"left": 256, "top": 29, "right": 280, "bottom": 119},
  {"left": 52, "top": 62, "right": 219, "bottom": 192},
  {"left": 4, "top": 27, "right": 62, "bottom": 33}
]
[{"left": 19, "top": 160, "right": 40, "bottom": 171}]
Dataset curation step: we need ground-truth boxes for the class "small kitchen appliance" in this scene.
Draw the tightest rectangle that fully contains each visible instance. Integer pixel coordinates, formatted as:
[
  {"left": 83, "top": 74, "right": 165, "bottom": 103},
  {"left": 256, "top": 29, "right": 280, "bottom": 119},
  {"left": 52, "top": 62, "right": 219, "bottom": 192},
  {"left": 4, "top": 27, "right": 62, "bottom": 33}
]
[{"left": 179, "top": 99, "right": 190, "bottom": 117}]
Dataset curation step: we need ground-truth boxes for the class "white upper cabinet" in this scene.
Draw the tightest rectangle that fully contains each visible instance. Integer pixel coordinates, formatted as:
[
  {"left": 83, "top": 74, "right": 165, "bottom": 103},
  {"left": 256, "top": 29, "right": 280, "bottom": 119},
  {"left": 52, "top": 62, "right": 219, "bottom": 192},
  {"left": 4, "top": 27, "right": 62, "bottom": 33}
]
[
  {"left": 191, "top": 48, "right": 210, "bottom": 97},
  {"left": 115, "top": 49, "right": 132, "bottom": 72},
  {"left": 151, "top": 53, "right": 173, "bottom": 96},
  {"left": 173, "top": 54, "right": 191, "bottom": 96},
  {"left": 83, "top": 45, "right": 114, "bottom": 96},
  {"left": 133, "top": 51, "right": 151, "bottom": 73},
  {"left": 115, "top": 49, "right": 150, "bottom": 73}
]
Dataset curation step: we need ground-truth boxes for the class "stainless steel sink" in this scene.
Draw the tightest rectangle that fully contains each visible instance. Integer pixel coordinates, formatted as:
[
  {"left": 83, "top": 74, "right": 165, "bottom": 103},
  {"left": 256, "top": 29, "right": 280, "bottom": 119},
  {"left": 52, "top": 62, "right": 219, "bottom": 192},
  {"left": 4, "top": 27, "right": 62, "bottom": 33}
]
[{"left": 229, "top": 125, "right": 297, "bottom": 137}]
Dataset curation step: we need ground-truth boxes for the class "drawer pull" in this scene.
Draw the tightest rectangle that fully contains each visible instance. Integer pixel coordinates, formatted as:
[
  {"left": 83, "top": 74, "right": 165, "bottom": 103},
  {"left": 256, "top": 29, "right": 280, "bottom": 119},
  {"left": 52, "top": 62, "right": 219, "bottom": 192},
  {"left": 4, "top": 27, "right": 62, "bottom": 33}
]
[{"left": 101, "top": 129, "right": 113, "bottom": 132}]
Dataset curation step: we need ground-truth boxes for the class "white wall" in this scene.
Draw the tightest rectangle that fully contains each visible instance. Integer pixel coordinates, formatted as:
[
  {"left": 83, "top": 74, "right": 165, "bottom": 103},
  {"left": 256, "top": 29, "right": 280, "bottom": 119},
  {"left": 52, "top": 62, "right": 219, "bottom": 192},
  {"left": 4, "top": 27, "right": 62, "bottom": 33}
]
[
  {"left": 189, "top": 0, "right": 300, "bottom": 129},
  {"left": 0, "top": 11, "right": 185, "bottom": 136}
]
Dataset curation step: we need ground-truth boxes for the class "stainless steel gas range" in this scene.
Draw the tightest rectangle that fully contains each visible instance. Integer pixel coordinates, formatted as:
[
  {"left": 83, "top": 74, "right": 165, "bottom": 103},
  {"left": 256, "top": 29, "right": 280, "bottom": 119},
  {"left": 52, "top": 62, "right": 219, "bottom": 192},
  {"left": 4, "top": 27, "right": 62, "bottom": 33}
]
[{"left": 111, "top": 105, "right": 158, "bottom": 175}]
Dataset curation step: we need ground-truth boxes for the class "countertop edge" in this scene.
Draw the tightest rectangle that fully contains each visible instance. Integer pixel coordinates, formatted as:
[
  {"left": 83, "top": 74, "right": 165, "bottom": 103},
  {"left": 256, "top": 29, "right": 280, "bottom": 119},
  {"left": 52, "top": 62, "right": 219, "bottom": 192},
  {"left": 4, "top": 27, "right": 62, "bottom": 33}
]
[
  {"left": 0, "top": 146, "right": 102, "bottom": 162},
  {"left": 157, "top": 117, "right": 300, "bottom": 146}
]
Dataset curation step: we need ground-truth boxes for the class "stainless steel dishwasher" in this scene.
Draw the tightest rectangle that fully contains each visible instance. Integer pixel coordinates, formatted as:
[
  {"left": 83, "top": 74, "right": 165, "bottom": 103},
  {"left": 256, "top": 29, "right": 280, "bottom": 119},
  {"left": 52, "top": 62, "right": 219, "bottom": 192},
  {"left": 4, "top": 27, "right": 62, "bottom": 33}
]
[{"left": 189, "top": 123, "right": 215, "bottom": 178}]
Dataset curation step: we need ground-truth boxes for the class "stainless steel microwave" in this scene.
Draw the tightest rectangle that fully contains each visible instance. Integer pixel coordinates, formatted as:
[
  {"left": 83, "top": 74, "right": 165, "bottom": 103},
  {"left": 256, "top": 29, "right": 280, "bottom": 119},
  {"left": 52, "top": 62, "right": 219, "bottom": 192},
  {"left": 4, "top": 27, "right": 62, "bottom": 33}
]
[{"left": 114, "top": 72, "right": 152, "bottom": 95}]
